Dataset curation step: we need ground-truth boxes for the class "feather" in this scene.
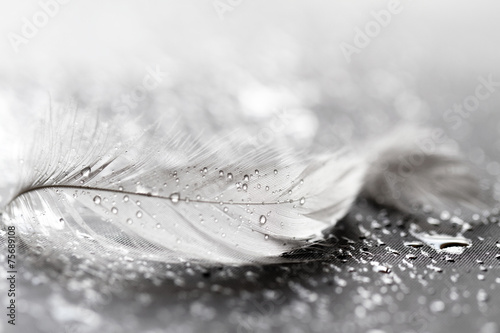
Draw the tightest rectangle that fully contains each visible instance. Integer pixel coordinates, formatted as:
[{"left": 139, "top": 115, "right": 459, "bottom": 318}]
[
  {"left": 361, "top": 126, "right": 488, "bottom": 215},
  {"left": 1, "top": 112, "right": 487, "bottom": 267},
  {"left": 2, "top": 110, "right": 366, "bottom": 265}
]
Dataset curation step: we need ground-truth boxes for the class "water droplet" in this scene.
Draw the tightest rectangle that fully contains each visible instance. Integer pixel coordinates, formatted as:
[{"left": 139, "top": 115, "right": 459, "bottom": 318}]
[
  {"left": 264, "top": 234, "right": 269, "bottom": 240},
  {"left": 93, "top": 196, "right": 101, "bottom": 204},
  {"left": 477, "top": 289, "right": 489, "bottom": 303},
  {"left": 265, "top": 186, "right": 270, "bottom": 191},
  {"left": 430, "top": 300, "right": 445, "bottom": 313},
  {"left": 227, "top": 173, "right": 233, "bottom": 180},
  {"left": 202, "top": 167, "right": 208, "bottom": 174},
  {"left": 410, "top": 225, "right": 471, "bottom": 254},
  {"left": 243, "top": 175, "right": 249, "bottom": 182},
  {"left": 374, "top": 265, "right": 391, "bottom": 273},
  {"left": 123, "top": 195, "right": 129, "bottom": 202},
  {"left": 259, "top": 215, "right": 267, "bottom": 224},
  {"left": 219, "top": 170, "right": 224, "bottom": 177},
  {"left": 299, "top": 197, "right": 306, "bottom": 205},
  {"left": 427, "top": 217, "right": 441, "bottom": 225},
  {"left": 223, "top": 207, "right": 229, "bottom": 213},
  {"left": 255, "top": 169, "right": 259, "bottom": 175},
  {"left": 170, "top": 192, "right": 180, "bottom": 203},
  {"left": 118, "top": 186, "right": 124, "bottom": 191},
  {"left": 404, "top": 241, "right": 424, "bottom": 248},
  {"left": 274, "top": 169, "right": 278, "bottom": 175},
  {"left": 111, "top": 207, "right": 118, "bottom": 214},
  {"left": 440, "top": 211, "right": 451, "bottom": 221},
  {"left": 242, "top": 184, "right": 248, "bottom": 191},
  {"left": 127, "top": 219, "right": 133, "bottom": 225},
  {"left": 81, "top": 167, "right": 91, "bottom": 178},
  {"left": 156, "top": 223, "right": 161, "bottom": 229},
  {"left": 136, "top": 211, "right": 143, "bottom": 218}
]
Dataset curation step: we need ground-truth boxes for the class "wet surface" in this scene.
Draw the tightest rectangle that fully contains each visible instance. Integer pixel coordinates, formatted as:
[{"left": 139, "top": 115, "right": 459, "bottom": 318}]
[{"left": 2, "top": 199, "right": 500, "bottom": 332}]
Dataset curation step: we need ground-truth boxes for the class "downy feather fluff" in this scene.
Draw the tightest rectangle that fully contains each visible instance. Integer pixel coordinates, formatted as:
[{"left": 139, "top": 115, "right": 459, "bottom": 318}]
[{"left": 1, "top": 111, "right": 487, "bottom": 265}]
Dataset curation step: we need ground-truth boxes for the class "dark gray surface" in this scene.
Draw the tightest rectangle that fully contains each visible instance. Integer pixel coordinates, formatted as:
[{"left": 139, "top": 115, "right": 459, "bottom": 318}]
[{"left": 2, "top": 198, "right": 500, "bottom": 333}]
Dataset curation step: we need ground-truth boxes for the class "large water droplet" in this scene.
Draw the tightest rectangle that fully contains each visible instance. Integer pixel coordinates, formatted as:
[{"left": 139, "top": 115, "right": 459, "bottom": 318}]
[
  {"left": 136, "top": 211, "right": 143, "bottom": 218},
  {"left": 259, "top": 215, "right": 267, "bottom": 224},
  {"left": 410, "top": 224, "right": 472, "bottom": 254},
  {"left": 227, "top": 173, "right": 233, "bottom": 180},
  {"left": 81, "top": 167, "right": 91, "bottom": 178},
  {"left": 299, "top": 197, "right": 306, "bottom": 205},
  {"left": 93, "top": 195, "right": 101, "bottom": 204},
  {"left": 111, "top": 207, "right": 118, "bottom": 214}
]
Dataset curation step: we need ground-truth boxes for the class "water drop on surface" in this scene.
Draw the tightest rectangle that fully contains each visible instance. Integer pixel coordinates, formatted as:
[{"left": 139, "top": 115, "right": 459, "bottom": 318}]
[
  {"left": 123, "top": 195, "right": 129, "bottom": 202},
  {"left": 156, "top": 223, "right": 161, "bottom": 229},
  {"left": 440, "top": 211, "right": 451, "bottom": 221},
  {"left": 274, "top": 169, "right": 278, "bottom": 175},
  {"left": 430, "top": 300, "right": 445, "bottom": 313},
  {"left": 219, "top": 170, "right": 224, "bottom": 177},
  {"left": 81, "top": 167, "right": 91, "bottom": 178},
  {"left": 264, "top": 234, "right": 269, "bottom": 240},
  {"left": 127, "top": 219, "right": 133, "bottom": 225},
  {"left": 259, "top": 215, "right": 267, "bottom": 225},
  {"left": 111, "top": 207, "right": 118, "bottom": 214},
  {"left": 427, "top": 217, "right": 441, "bottom": 225},
  {"left": 477, "top": 289, "right": 489, "bottom": 303},
  {"left": 243, "top": 175, "right": 249, "bottom": 182},
  {"left": 404, "top": 241, "right": 423, "bottom": 248},
  {"left": 227, "top": 173, "right": 233, "bottom": 180},
  {"left": 299, "top": 197, "right": 306, "bottom": 205},
  {"left": 410, "top": 225, "right": 471, "bottom": 254},
  {"left": 136, "top": 211, "right": 143, "bottom": 218},
  {"left": 170, "top": 192, "right": 181, "bottom": 203},
  {"left": 93, "top": 196, "right": 101, "bottom": 204}
]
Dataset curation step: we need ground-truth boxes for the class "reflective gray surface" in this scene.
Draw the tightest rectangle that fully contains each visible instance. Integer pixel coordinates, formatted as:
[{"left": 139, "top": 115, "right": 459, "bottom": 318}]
[{"left": 1, "top": 1, "right": 500, "bottom": 332}]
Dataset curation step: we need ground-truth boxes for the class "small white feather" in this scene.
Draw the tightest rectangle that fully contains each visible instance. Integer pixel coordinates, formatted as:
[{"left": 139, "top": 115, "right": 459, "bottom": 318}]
[{"left": 2, "top": 114, "right": 487, "bottom": 266}]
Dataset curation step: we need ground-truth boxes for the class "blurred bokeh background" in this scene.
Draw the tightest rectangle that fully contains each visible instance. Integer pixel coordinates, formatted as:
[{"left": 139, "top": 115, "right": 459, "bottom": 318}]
[{"left": 1, "top": 0, "right": 500, "bottom": 206}]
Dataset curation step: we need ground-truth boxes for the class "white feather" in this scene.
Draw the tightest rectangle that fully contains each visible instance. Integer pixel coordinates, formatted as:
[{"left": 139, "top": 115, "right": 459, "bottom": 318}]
[
  {"left": 1, "top": 113, "right": 487, "bottom": 266},
  {"left": 361, "top": 127, "right": 488, "bottom": 215}
]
